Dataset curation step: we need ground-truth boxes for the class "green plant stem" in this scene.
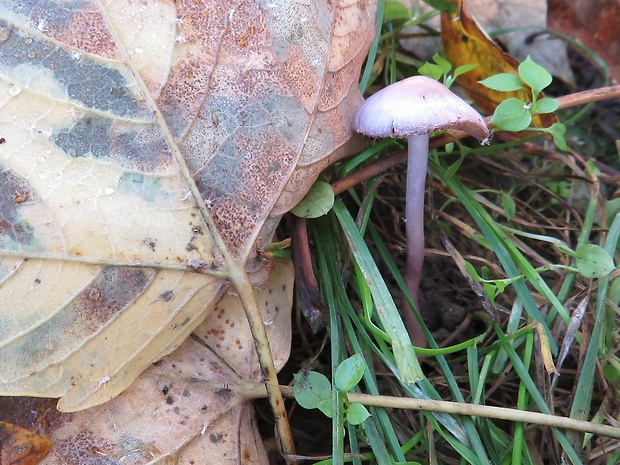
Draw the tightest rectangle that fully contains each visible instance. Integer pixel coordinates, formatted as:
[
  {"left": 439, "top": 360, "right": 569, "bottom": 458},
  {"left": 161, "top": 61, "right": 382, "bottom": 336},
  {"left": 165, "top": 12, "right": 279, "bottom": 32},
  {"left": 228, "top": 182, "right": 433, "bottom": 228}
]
[
  {"left": 512, "top": 330, "right": 534, "bottom": 465},
  {"left": 280, "top": 387, "right": 620, "bottom": 440},
  {"left": 358, "top": 0, "right": 385, "bottom": 92},
  {"left": 333, "top": 199, "right": 423, "bottom": 383}
]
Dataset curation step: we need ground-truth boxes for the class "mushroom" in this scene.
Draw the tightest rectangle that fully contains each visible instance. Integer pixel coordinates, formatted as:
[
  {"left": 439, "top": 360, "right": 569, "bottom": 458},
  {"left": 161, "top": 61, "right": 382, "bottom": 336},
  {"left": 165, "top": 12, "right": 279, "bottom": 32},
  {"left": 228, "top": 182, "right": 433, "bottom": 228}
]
[{"left": 352, "top": 75, "right": 489, "bottom": 346}]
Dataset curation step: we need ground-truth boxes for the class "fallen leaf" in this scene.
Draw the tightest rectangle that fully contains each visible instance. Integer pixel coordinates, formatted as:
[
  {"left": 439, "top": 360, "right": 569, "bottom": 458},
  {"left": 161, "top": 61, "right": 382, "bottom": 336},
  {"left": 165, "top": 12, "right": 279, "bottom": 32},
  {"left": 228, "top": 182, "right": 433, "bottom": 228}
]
[
  {"left": 0, "top": 0, "right": 375, "bottom": 418},
  {"left": 399, "top": 0, "right": 573, "bottom": 86},
  {"left": 0, "top": 421, "right": 51, "bottom": 465},
  {"left": 4, "top": 257, "right": 292, "bottom": 465},
  {"left": 548, "top": 0, "right": 620, "bottom": 84},
  {"left": 440, "top": 0, "right": 557, "bottom": 127},
  {"left": 466, "top": 0, "right": 574, "bottom": 85}
]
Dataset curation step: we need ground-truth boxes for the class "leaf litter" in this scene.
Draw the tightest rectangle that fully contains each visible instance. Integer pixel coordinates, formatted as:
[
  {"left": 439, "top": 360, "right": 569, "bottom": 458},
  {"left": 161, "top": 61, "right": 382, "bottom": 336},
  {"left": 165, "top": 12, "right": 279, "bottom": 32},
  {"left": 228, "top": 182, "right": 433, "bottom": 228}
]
[{"left": 0, "top": 0, "right": 375, "bottom": 462}]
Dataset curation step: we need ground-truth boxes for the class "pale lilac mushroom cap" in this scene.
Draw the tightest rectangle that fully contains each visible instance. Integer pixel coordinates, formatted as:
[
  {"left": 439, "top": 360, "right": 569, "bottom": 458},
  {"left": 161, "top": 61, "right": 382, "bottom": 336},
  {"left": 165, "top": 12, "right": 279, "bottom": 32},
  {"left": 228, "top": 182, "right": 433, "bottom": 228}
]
[
  {"left": 352, "top": 75, "right": 489, "bottom": 346},
  {"left": 352, "top": 75, "right": 489, "bottom": 139}
]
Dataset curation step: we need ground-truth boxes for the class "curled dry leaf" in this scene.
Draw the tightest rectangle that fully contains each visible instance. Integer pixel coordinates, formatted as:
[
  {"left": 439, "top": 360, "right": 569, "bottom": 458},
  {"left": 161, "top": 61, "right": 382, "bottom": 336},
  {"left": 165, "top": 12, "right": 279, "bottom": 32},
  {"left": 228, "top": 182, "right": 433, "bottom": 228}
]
[
  {"left": 441, "top": 0, "right": 558, "bottom": 127},
  {"left": 0, "top": 0, "right": 375, "bottom": 413},
  {"left": 0, "top": 420, "right": 51, "bottom": 465}
]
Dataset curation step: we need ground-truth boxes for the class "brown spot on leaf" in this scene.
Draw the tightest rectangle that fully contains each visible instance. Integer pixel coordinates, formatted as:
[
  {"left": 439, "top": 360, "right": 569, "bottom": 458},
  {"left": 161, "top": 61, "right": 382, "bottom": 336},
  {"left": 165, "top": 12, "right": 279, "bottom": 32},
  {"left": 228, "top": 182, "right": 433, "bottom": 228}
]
[
  {"left": 209, "top": 432, "right": 224, "bottom": 443},
  {"left": 158, "top": 290, "right": 175, "bottom": 302},
  {"left": 75, "top": 267, "right": 152, "bottom": 333},
  {"left": 12, "top": 190, "right": 30, "bottom": 204},
  {"left": 56, "top": 430, "right": 114, "bottom": 465},
  {"left": 0, "top": 167, "right": 38, "bottom": 247}
]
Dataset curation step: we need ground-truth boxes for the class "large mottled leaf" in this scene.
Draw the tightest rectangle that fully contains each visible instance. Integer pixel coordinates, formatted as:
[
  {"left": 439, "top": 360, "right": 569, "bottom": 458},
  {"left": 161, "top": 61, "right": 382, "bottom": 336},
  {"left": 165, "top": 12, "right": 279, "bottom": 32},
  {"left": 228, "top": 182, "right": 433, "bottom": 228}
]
[
  {"left": 0, "top": 257, "right": 293, "bottom": 465},
  {"left": 0, "top": 0, "right": 375, "bottom": 411}
]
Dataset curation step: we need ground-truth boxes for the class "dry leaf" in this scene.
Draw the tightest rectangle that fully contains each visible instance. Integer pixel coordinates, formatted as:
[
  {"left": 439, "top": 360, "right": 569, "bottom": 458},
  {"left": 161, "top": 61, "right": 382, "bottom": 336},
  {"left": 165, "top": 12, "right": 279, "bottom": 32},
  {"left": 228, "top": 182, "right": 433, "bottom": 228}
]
[
  {"left": 0, "top": 421, "right": 51, "bottom": 465},
  {"left": 399, "top": 0, "right": 573, "bottom": 86},
  {"left": 0, "top": 0, "right": 375, "bottom": 415},
  {"left": 3, "top": 258, "right": 291, "bottom": 465},
  {"left": 548, "top": 0, "right": 620, "bottom": 84},
  {"left": 466, "top": 0, "right": 574, "bottom": 85},
  {"left": 441, "top": 0, "right": 558, "bottom": 127}
]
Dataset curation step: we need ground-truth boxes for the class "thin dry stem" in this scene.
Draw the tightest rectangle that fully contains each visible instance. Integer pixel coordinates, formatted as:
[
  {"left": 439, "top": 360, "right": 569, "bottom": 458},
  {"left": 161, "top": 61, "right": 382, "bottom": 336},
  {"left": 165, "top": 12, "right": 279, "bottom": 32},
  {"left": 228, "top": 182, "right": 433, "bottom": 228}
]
[
  {"left": 230, "top": 269, "right": 297, "bottom": 463},
  {"left": 279, "top": 387, "right": 620, "bottom": 440}
]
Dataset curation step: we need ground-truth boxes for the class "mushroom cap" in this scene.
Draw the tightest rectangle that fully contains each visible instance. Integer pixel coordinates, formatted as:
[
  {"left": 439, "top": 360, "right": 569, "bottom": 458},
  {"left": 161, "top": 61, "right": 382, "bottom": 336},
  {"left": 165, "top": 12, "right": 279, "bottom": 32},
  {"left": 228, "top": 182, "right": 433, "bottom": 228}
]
[{"left": 353, "top": 75, "right": 489, "bottom": 140}]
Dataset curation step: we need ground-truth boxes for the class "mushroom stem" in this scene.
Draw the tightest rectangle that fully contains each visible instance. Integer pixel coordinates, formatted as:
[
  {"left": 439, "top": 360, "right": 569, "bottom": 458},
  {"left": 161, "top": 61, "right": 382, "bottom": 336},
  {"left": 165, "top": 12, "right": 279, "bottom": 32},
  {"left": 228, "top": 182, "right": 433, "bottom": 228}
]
[{"left": 404, "top": 134, "right": 429, "bottom": 347}]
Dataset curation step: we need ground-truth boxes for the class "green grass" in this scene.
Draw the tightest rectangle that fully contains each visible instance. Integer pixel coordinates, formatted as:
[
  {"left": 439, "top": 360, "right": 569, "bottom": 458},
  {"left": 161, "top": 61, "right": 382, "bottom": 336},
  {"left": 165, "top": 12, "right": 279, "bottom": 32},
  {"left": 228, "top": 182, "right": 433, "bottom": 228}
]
[{"left": 287, "top": 2, "right": 620, "bottom": 464}]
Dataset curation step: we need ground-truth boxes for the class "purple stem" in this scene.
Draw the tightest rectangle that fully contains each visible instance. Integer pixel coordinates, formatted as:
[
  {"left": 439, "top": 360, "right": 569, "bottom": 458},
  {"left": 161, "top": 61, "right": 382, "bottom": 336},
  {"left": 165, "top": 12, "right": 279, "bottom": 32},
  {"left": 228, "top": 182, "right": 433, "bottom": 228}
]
[{"left": 403, "top": 134, "right": 429, "bottom": 346}]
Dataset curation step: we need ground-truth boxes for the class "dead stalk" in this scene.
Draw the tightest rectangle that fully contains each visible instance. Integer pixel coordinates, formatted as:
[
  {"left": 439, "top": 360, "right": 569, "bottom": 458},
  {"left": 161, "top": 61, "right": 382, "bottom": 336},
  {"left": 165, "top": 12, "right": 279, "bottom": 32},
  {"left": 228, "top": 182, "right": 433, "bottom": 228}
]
[
  {"left": 231, "top": 269, "right": 297, "bottom": 464},
  {"left": 278, "top": 386, "right": 620, "bottom": 440}
]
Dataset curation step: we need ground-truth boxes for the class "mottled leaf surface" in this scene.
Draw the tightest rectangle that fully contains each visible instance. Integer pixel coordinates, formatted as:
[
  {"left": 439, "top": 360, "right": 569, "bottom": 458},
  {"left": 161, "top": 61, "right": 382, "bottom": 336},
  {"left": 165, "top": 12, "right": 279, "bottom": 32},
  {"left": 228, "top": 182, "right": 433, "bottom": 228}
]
[
  {"left": 0, "top": 0, "right": 375, "bottom": 412},
  {"left": 0, "top": 258, "right": 293, "bottom": 465}
]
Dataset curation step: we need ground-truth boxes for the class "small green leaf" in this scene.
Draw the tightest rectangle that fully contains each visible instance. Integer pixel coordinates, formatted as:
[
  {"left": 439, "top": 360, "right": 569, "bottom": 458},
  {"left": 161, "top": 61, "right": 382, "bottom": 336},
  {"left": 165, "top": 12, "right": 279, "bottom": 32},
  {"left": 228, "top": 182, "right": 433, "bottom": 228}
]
[
  {"left": 465, "top": 261, "right": 482, "bottom": 281},
  {"left": 603, "top": 362, "right": 620, "bottom": 383},
  {"left": 518, "top": 56, "right": 552, "bottom": 95},
  {"left": 482, "top": 282, "right": 499, "bottom": 305},
  {"left": 334, "top": 354, "right": 366, "bottom": 392},
  {"left": 501, "top": 192, "right": 516, "bottom": 221},
  {"left": 453, "top": 63, "right": 479, "bottom": 80},
  {"left": 384, "top": 1, "right": 411, "bottom": 21},
  {"left": 291, "top": 181, "right": 335, "bottom": 218},
  {"left": 420, "top": 54, "right": 454, "bottom": 82},
  {"left": 317, "top": 398, "right": 334, "bottom": 418},
  {"left": 535, "top": 97, "right": 560, "bottom": 114},
  {"left": 345, "top": 403, "right": 371, "bottom": 425},
  {"left": 479, "top": 73, "right": 523, "bottom": 92},
  {"left": 544, "top": 123, "right": 569, "bottom": 151},
  {"left": 575, "top": 244, "right": 615, "bottom": 278},
  {"left": 419, "top": 62, "right": 446, "bottom": 81},
  {"left": 294, "top": 371, "right": 332, "bottom": 409},
  {"left": 422, "top": 0, "right": 456, "bottom": 14},
  {"left": 489, "top": 98, "right": 532, "bottom": 132},
  {"left": 432, "top": 53, "right": 453, "bottom": 74}
]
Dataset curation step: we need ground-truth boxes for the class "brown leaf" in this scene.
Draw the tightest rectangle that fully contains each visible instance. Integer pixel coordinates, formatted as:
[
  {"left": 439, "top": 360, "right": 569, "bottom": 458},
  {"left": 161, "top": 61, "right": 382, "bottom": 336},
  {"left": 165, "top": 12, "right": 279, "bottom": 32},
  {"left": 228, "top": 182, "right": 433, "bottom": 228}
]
[
  {"left": 0, "top": 0, "right": 375, "bottom": 413},
  {"left": 0, "top": 421, "right": 51, "bottom": 465},
  {"left": 466, "top": 0, "right": 574, "bottom": 85},
  {"left": 548, "top": 0, "right": 620, "bottom": 84}
]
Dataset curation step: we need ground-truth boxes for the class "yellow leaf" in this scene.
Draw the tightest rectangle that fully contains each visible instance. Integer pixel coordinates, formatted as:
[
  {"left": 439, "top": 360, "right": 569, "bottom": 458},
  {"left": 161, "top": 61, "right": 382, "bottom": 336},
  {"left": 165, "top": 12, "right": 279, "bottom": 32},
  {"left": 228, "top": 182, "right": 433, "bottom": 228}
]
[
  {"left": 0, "top": 421, "right": 51, "bottom": 465},
  {"left": 441, "top": 0, "right": 557, "bottom": 127},
  {"left": 535, "top": 322, "right": 559, "bottom": 375}
]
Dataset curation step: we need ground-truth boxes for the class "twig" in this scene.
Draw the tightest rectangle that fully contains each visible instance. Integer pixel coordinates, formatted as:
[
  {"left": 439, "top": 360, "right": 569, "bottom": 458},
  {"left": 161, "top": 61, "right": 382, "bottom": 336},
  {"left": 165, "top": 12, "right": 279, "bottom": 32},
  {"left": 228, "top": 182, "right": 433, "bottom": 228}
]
[
  {"left": 291, "top": 216, "right": 329, "bottom": 333},
  {"left": 279, "top": 386, "right": 620, "bottom": 440}
]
